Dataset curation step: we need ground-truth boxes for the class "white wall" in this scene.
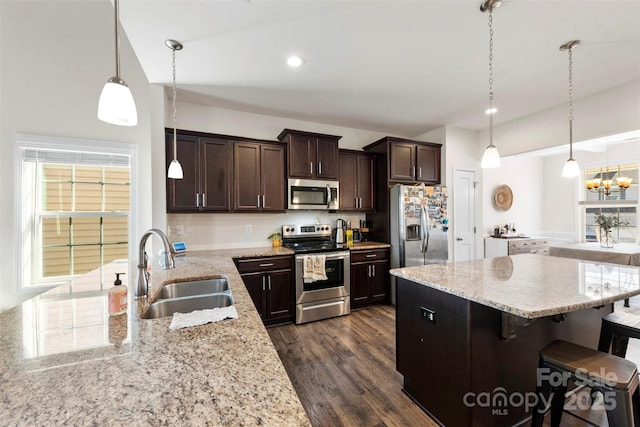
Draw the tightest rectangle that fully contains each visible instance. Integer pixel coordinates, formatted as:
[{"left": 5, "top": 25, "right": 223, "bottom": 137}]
[
  {"left": 0, "top": 0, "right": 154, "bottom": 310},
  {"left": 483, "top": 156, "right": 544, "bottom": 237},
  {"left": 482, "top": 81, "right": 640, "bottom": 156}
]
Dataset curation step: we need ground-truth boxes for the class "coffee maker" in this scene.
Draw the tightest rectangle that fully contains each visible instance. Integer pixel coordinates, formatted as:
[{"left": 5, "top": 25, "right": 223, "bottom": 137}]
[{"left": 334, "top": 219, "right": 345, "bottom": 244}]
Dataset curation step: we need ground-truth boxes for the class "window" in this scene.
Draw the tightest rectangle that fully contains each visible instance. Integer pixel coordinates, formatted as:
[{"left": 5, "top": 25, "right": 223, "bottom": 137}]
[
  {"left": 581, "top": 163, "right": 638, "bottom": 243},
  {"left": 19, "top": 143, "right": 131, "bottom": 290}
]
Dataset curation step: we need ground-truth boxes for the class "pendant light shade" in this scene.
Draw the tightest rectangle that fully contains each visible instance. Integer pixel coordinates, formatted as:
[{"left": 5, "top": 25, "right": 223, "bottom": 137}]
[
  {"left": 98, "top": 0, "right": 137, "bottom": 126},
  {"left": 560, "top": 40, "right": 580, "bottom": 178},
  {"left": 166, "top": 39, "right": 184, "bottom": 180},
  {"left": 482, "top": 145, "right": 501, "bottom": 169},
  {"left": 480, "top": 0, "right": 502, "bottom": 169},
  {"left": 167, "top": 159, "right": 184, "bottom": 179},
  {"left": 562, "top": 158, "right": 580, "bottom": 177}
]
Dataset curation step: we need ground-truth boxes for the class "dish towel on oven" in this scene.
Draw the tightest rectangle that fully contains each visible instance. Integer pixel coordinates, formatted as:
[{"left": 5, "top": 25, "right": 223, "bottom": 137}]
[
  {"left": 169, "top": 306, "right": 238, "bottom": 331},
  {"left": 303, "top": 254, "right": 328, "bottom": 283}
]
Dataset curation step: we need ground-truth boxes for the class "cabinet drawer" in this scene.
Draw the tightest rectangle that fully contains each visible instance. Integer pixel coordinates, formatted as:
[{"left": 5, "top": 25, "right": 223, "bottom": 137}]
[
  {"left": 351, "top": 249, "right": 389, "bottom": 263},
  {"left": 235, "top": 256, "right": 293, "bottom": 273}
]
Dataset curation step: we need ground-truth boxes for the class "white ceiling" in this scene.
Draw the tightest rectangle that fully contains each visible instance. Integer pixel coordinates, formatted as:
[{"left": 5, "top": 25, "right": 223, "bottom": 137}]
[{"left": 120, "top": 0, "right": 640, "bottom": 137}]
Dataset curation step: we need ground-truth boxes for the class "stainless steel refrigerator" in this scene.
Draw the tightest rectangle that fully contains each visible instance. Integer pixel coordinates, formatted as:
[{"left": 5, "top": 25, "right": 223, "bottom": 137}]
[{"left": 389, "top": 184, "right": 449, "bottom": 303}]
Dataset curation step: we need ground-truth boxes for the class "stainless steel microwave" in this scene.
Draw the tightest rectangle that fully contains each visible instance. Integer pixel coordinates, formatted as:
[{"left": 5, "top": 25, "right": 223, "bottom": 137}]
[{"left": 288, "top": 179, "right": 339, "bottom": 210}]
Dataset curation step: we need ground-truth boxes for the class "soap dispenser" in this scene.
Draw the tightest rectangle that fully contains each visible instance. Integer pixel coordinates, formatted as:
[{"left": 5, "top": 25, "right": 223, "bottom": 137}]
[{"left": 108, "top": 273, "right": 127, "bottom": 316}]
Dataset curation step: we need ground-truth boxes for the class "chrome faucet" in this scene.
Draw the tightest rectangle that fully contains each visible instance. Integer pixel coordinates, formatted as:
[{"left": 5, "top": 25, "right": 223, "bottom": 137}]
[{"left": 136, "top": 228, "right": 175, "bottom": 299}]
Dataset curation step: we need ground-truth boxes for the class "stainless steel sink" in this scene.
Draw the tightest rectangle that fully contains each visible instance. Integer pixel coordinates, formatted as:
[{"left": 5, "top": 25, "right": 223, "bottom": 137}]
[
  {"left": 156, "top": 277, "right": 229, "bottom": 300},
  {"left": 142, "top": 293, "right": 234, "bottom": 319}
]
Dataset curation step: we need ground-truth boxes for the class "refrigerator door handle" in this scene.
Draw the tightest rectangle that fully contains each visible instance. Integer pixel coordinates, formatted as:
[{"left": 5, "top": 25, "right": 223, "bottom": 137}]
[{"left": 420, "top": 206, "right": 429, "bottom": 254}]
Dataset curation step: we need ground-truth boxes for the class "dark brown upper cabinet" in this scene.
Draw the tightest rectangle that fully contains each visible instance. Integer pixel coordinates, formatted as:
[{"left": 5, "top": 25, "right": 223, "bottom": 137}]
[
  {"left": 339, "top": 150, "right": 374, "bottom": 212},
  {"left": 233, "top": 141, "right": 286, "bottom": 212},
  {"left": 278, "top": 129, "right": 341, "bottom": 180},
  {"left": 363, "top": 136, "right": 442, "bottom": 185},
  {"left": 165, "top": 130, "right": 232, "bottom": 213}
]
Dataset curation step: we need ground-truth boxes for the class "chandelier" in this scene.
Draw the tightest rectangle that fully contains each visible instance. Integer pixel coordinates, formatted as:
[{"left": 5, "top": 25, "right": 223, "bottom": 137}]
[{"left": 586, "top": 165, "right": 633, "bottom": 196}]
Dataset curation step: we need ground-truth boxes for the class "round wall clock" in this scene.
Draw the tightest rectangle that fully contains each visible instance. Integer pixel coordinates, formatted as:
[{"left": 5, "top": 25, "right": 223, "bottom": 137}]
[{"left": 493, "top": 184, "right": 513, "bottom": 211}]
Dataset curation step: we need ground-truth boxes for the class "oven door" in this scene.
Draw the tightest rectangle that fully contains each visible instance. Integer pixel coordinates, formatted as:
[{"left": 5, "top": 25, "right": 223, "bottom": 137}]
[
  {"left": 288, "top": 179, "right": 339, "bottom": 210},
  {"left": 295, "top": 251, "right": 350, "bottom": 304}
]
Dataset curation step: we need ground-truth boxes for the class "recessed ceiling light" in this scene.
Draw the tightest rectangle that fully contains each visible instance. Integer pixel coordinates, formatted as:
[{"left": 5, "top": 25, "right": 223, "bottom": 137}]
[
  {"left": 287, "top": 55, "right": 305, "bottom": 68},
  {"left": 485, "top": 107, "right": 498, "bottom": 115}
]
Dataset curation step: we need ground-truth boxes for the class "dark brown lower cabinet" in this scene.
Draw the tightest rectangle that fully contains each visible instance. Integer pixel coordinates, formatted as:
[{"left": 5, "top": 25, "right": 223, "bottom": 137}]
[
  {"left": 350, "top": 249, "right": 389, "bottom": 309},
  {"left": 235, "top": 256, "right": 294, "bottom": 325}
]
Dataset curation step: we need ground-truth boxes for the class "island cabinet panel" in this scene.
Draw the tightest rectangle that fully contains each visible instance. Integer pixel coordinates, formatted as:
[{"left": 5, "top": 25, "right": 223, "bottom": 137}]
[
  {"left": 166, "top": 132, "right": 232, "bottom": 213},
  {"left": 278, "top": 129, "right": 341, "bottom": 180},
  {"left": 396, "top": 277, "right": 611, "bottom": 426},
  {"left": 338, "top": 150, "right": 374, "bottom": 212},
  {"left": 235, "top": 256, "right": 294, "bottom": 325},
  {"left": 350, "top": 249, "right": 389, "bottom": 308},
  {"left": 233, "top": 142, "right": 286, "bottom": 212}
]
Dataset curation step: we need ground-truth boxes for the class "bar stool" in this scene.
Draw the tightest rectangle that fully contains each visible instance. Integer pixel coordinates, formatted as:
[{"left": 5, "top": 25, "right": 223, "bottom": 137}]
[
  {"left": 531, "top": 340, "right": 640, "bottom": 427},
  {"left": 599, "top": 311, "right": 640, "bottom": 357}
]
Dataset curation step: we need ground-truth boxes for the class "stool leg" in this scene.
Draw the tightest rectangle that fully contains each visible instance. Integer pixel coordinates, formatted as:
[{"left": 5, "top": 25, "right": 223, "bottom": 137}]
[
  {"left": 632, "top": 387, "right": 640, "bottom": 427},
  {"left": 549, "top": 384, "right": 568, "bottom": 427},
  {"left": 604, "top": 388, "right": 635, "bottom": 427},
  {"left": 532, "top": 361, "right": 551, "bottom": 427},
  {"left": 612, "top": 334, "right": 631, "bottom": 358},
  {"left": 625, "top": 298, "right": 630, "bottom": 307},
  {"left": 599, "top": 321, "right": 614, "bottom": 353}
]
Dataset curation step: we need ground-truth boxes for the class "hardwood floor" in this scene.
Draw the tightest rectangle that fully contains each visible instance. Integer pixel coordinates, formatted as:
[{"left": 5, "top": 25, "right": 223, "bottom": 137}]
[
  {"left": 268, "top": 305, "right": 438, "bottom": 427},
  {"left": 269, "top": 304, "right": 620, "bottom": 426}
]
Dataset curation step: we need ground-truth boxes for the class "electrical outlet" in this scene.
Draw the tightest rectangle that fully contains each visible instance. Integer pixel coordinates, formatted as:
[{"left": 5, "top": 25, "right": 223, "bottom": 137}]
[
  {"left": 245, "top": 224, "right": 252, "bottom": 234},
  {"left": 420, "top": 306, "right": 435, "bottom": 323}
]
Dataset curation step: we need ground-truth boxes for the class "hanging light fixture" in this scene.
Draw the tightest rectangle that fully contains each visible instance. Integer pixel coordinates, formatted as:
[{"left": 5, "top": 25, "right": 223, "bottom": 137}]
[
  {"left": 480, "top": 0, "right": 502, "bottom": 169},
  {"left": 560, "top": 40, "right": 580, "bottom": 177},
  {"left": 97, "top": 0, "right": 138, "bottom": 126},
  {"left": 166, "top": 39, "right": 184, "bottom": 180}
]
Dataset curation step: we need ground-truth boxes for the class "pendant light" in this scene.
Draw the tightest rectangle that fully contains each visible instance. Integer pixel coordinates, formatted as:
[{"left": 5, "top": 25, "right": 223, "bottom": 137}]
[
  {"left": 166, "top": 39, "right": 184, "bottom": 180},
  {"left": 560, "top": 40, "right": 580, "bottom": 177},
  {"left": 480, "top": 0, "right": 502, "bottom": 169},
  {"left": 97, "top": 0, "right": 138, "bottom": 126}
]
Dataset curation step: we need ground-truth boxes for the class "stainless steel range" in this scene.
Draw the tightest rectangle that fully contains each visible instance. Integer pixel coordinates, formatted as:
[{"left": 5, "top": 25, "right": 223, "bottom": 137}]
[{"left": 282, "top": 224, "right": 350, "bottom": 324}]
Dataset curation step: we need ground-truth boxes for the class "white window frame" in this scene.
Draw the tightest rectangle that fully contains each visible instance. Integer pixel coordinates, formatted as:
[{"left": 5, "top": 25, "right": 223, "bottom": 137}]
[{"left": 15, "top": 134, "right": 137, "bottom": 293}]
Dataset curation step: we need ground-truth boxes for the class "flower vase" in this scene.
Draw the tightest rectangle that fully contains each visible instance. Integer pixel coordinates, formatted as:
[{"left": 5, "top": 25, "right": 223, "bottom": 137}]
[{"left": 599, "top": 228, "right": 614, "bottom": 248}]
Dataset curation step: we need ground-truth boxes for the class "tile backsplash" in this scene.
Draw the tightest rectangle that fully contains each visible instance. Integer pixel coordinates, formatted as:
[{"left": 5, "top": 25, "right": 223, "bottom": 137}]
[{"left": 167, "top": 212, "right": 366, "bottom": 250}]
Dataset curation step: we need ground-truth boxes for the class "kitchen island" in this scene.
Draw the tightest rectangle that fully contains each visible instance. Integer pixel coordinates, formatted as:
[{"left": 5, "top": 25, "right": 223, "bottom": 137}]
[
  {"left": 0, "top": 247, "right": 310, "bottom": 426},
  {"left": 391, "top": 254, "right": 640, "bottom": 427}
]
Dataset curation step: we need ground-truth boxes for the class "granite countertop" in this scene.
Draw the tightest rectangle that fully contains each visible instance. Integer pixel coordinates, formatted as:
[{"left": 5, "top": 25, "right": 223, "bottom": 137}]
[
  {"left": 348, "top": 241, "right": 391, "bottom": 250},
  {"left": 390, "top": 254, "right": 640, "bottom": 319},
  {"left": 0, "top": 246, "right": 310, "bottom": 426}
]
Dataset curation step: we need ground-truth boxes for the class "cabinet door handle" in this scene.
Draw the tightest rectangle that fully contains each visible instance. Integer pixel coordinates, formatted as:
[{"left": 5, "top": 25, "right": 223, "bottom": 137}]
[
  {"left": 257, "top": 195, "right": 261, "bottom": 208},
  {"left": 412, "top": 166, "right": 416, "bottom": 178},
  {"left": 372, "top": 265, "right": 376, "bottom": 277},
  {"left": 196, "top": 193, "right": 200, "bottom": 207},
  {"left": 359, "top": 197, "right": 363, "bottom": 209},
  {"left": 365, "top": 254, "right": 377, "bottom": 258},
  {"left": 262, "top": 195, "right": 266, "bottom": 208},
  {"left": 456, "top": 237, "right": 463, "bottom": 241},
  {"left": 367, "top": 265, "right": 372, "bottom": 277},
  {"left": 419, "top": 167, "right": 422, "bottom": 178},
  {"left": 268, "top": 275, "right": 271, "bottom": 291},
  {"left": 310, "top": 162, "right": 313, "bottom": 174},
  {"left": 355, "top": 197, "right": 359, "bottom": 209},
  {"left": 318, "top": 162, "right": 322, "bottom": 175},
  {"left": 262, "top": 276, "right": 266, "bottom": 291},
  {"left": 202, "top": 193, "right": 206, "bottom": 207},
  {"left": 259, "top": 263, "right": 274, "bottom": 267}
]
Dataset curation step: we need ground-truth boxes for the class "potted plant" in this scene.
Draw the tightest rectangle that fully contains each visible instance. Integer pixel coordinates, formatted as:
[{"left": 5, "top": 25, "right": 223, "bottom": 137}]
[
  {"left": 594, "top": 213, "right": 626, "bottom": 248},
  {"left": 268, "top": 232, "right": 282, "bottom": 248}
]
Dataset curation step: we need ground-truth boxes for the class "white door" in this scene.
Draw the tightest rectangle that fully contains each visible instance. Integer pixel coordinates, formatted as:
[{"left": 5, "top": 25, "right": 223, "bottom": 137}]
[{"left": 454, "top": 169, "right": 476, "bottom": 261}]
